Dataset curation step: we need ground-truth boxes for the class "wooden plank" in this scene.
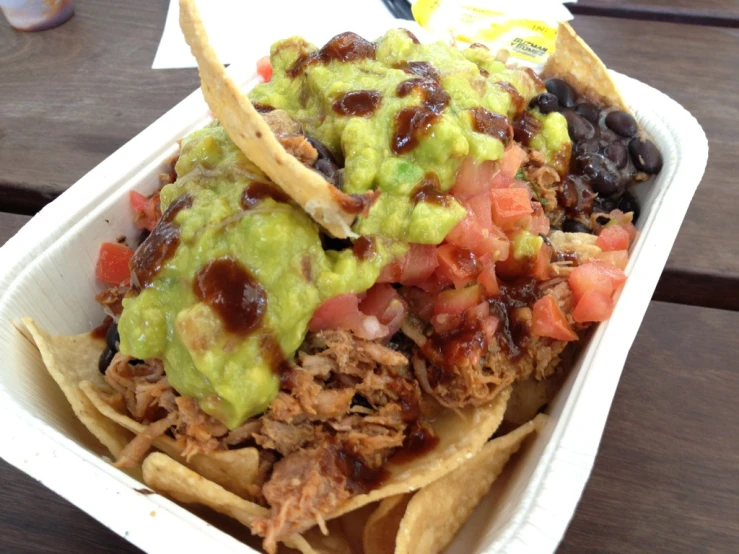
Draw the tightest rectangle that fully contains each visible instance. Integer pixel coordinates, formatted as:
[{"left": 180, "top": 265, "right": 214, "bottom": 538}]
[
  {"left": 0, "top": 0, "right": 199, "bottom": 212},
  {"left": 573, "top": 1, "right": 739, "bottom": 27},
  {"left": 1, "top": 302, "right": 736, "bottom": 552},
  {"left": 559, "top": 301, "right": 739, "bottom": 553},
  {"left": 0, "top": 212, "right": 31, "bottom": 246}
]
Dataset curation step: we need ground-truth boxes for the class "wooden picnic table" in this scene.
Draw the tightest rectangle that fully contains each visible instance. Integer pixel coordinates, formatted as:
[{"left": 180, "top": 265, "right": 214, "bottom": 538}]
[{"left": 1, "top": 1, "right": 737, "bottom": 552}]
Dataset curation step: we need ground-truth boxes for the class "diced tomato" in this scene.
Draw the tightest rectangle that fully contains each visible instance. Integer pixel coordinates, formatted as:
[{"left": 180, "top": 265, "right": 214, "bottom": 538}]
[
  {"left": 434, "top": 284, "right": 483, "bottom": 315},
  {"left": 572, "top": 290, "right": 615, "bottom": 323},
  {"left": 452, "top": 158, "right": 496, "bottom": 199},
  {"left": 477, "top": 263, "right": 500, "bottom": 296},
  {"left": 596, "top": 225, "right": 630, "bottom": 252},
  {"left": 359, "top": 284, "right": 406, "bottom": 336},
  {"left": 464, "top": 194, "right": 493, "bottom": 231},
  {"left": 491, "top": 188, "right": 533, "bottom": 230},
  {"left": 596, "top": 250, "right": 629, "bottom": 271},
  {"left": 532, "top": 243, "right": 552, "bottom": 281},
  {"left": 479, "top": 315, "right": 500, "bottom": 343},
  {"left": 309, "top": 293, "right": 393, "bottom": 340},
  {"left": 446, "top": 215, "right": 510, "bottom": 261},
  {"left": 129, "top": 190, "right": 160, "bottom": 232},
  {"left": 96, "top": 242, "right": 134, "bottom": 286},
  {"left": 256, "top": 56, "right": 273, "bottom": 82},
  {"left": 436, "top": 244, "right": 479, "bottom": 289},
  {"left": 532, "top": 295, "right": 578, "bottom": 341},
  {"left": 569, "top": 260, "right": 627, "bottom": 301},
  {"left": 529, "top": 202, "right": 550, "bottom": 236},
  {"left": 377, "top": 260, "right": 401, "bottom": 283},
  {"left": 400, "top": 244, "right": 438, "bottom": 285},
  {"left": 401, "top": 287, "right": 436, "bottom": 321},
  {"left": 416, "top": 271, "right": 452, "bottom": 293},
  {"left": 510, "top": 178, "right": 534, "bottom": 198},
  {"left": 495, "top": 143, "right": 527, "bottom": 187},
  {"left": 430, "top": 312, "right": 464, "bottom": 334},
  {"left": 465, "top": 301, "right": 490, "bottom": 324}
]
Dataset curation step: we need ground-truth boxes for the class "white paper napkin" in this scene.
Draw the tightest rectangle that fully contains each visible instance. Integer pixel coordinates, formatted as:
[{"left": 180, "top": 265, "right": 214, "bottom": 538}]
[{"left": 152, "top": 0, "right": 400, "bottom": 69}]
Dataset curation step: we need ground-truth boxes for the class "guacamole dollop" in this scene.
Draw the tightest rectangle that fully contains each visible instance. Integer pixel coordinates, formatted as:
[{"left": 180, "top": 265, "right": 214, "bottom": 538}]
[{"left": 118, "top": 123, "right": 405, "bottom": 428}]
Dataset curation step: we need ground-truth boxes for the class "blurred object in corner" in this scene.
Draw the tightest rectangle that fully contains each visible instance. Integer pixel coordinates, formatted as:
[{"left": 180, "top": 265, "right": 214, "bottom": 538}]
[{"left": 1, "top": 0, "right": 74, "bottom": 31}]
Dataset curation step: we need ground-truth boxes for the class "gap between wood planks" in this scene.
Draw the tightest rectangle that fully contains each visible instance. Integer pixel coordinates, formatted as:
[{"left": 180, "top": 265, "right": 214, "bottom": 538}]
[{"left": 569, "top": 5, "right": 739, "bottom": 28}]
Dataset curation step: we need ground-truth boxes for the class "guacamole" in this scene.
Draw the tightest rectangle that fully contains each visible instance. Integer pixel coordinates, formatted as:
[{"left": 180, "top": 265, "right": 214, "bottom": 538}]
[
  {"left": 118, "top": 123, "right": 404, "bottom": 428},
  {"left": 118, "top": 29, "right": 571, "bottom": 429},
  {"left": 250, "top": 29, "right": 568, "bottom": 242}
]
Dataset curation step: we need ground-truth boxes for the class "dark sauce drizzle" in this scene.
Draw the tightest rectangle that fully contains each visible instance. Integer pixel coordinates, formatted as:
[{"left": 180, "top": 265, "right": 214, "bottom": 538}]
[
  {"left": 332, "top": 90, "right": 382, "bottom": 117},
  {"left": 131, "top": 194, "right": 193, "bottom": 289},
  {"left": 489, "top": 278, "right": 541, "bottom": 359},
  {"left": 411, "top": 173, "right": 454, "bottom": 207},
  {"left": 193, "top": 257, "right": 266, "bottom": 336},
  {"left": 287, "top": 32, "right": 377, "bottom": 78},
  {"left": 241, "top": 182, "right": 291, "bottom": 209}
]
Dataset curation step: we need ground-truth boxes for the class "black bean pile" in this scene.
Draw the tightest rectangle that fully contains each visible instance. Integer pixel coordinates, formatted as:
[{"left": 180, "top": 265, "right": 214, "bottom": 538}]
[{"left": 529, "top": 78, "right": 663, "bottom": 233}]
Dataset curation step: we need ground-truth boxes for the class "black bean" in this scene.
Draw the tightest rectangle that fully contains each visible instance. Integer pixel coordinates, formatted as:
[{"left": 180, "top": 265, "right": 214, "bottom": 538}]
[
  {"left": 530, "top": 93, "right": 559, "bottom": 114},
  {"left": 604, "top": 141, "right": 628, "bottom": 169},
  {"left": 562, "top": 219, "right": 592, "bottom": 234},
  {"left": 605, "top": 111, "right": 638, "bottom": 138},
  {"left": 98, "top": 347, "right": 115, "bottom": 374},
  {"left": 564, "top": 111, "right": 595, "bottom": 142},
  {"left": 617, "top": 191, "right": 641, "bottom": 222},
  {"left": 577, "top": 153, "right": 623, "bottom": 197},
  {"left": 574, "top": 138, "right": 599, "bottom": 156},
  {"left": 105, "top": 322, "right": 120, "bottom": 351},
  {"left": 593, "top": 195, "right": 618, "bottom": 213},
  {"left": 575, "top": 103, "right": 600, "bottom": 124},
  {"left": 545, "top": 78, "right": 577, "bottom": 108},
  {"left": 629, "top": 137, "right": 663, "bottom": 174}
]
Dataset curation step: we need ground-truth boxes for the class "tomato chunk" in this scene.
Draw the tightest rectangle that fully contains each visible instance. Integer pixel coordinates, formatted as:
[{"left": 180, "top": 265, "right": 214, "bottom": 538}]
[
  {"left": 569, "top": 260, "right": 627, "bottom": 301},
  {"left": 477, "top": 263, "right": 500, "bottom": 296},
  {"left": 359, "top": 284, "right": 406, "bottom": 337},
  {"left": 491, "top": 188, "right": 533, "bottom": 229},
  {"left": 256, "top": 56, "right": 273, "bottom": 82},
  {"left": 572, "top": 290, "right": 615, "bottom": 323},
  {"left": 434, "top": 284, "right": 483, "bottom": 315},
  {"left": 446, "top": 215, "right": 510, "bottom": 261},
  {"left": 497, "top": 143, "right": 527, "bottom": 183},
  {"left": 401, "top": 287, "right": 436, "bottom": 321},
  {"left": 436, "top": 244, "right": 479, "bottom": 289},
  {"left": 452, "top": 158, "right": 496, "bottom": 199},
  {"left": 96, "top": 243, "right": 134, "bottom": 286},
  {"left": 596, "top": 250, "right": 629, "bottom": 270},
  {"left": 596, "top": 224, "right": 630, "bottom": 251},
  {"left": 532, "top": 243, "right": 552, "bottom": 281},
  {"left": 129, "top": 190, "right": 160, "bottom": 232},
  {"left": 532, "top": 295, "right": 578, "bottom": 341}
]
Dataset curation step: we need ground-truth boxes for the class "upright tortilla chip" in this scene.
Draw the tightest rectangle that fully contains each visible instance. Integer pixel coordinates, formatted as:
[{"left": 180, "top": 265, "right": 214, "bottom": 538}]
[
  {"left": 394, "top": 414, "right": 548, "bottom": 554},
  {"left": 22, "top": 318, "right": 132, "bottom": 457},
  {"left": 328, "top": 387, "right": 511, "bottom": 519},
  {"left": 178, "top": 0, "right": 359, "bottom": 238},
  {"left": 543, "top": 22, "right": 629, "bottom": 111},
  {"left": 80, "top": 381, "right": 260, "bottom": 498}
]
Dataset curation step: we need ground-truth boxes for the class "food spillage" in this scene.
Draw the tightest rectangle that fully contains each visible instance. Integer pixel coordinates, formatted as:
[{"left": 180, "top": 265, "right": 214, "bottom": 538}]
[{"left": 34, "top": 10, "right": 663, "bottom": 554}]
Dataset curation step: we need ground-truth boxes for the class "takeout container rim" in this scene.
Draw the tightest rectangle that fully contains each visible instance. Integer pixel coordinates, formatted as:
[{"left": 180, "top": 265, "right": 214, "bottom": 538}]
[{"left": 0, "top": 55, "right": 708, "bottom": 554}]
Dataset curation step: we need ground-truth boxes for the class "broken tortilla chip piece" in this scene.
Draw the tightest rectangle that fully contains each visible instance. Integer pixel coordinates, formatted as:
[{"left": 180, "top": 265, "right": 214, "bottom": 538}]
[
  {"left": 543, "top": 22, "right": 629, "bottom": 112},
  {"left": 394, "top": 414, "right": 548, "bottom": 554},
  {"left": 327, "top": 386, "right": 511, "bottom": 520},
  {"left": 142, "top": 452, "right": 315, "bottom": 554},
  {"left": 504, "top": 373, "right": 563, "bottom": 426},
  {"left": 22, "top": 318, "right": 133, "bottom": 457},
  {"left": 363, "top": 494, "right": 412, "bottom": 554},
  {"left": 80, "top": 380, "right": 260, "bottom": 499},
  {"left": 178, "top": 0, "right": 360, "bottom": 239}
]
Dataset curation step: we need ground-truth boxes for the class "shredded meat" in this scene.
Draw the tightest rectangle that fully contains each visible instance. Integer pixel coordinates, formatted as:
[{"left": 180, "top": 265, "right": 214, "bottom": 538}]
[
  {"left": 95, "top": 286, "right": 128, "bottom": 318},
  {"left": 114, "top": 412, "right": 178, "bottom": 469},
  {"left": 252, "top": 330, "right": 423, "bottom": 548},
  {"left": 105, "top": 354, "right": 172, "bottom": 422},
  {"left": 262, "top": 109, "right": 318, "bottom": 166}
]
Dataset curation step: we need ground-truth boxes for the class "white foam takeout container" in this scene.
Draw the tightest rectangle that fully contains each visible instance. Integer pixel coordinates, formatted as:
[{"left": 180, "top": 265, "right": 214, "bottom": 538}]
[{"left": 0, "top": 30, "right": 707, "bottom": 554}]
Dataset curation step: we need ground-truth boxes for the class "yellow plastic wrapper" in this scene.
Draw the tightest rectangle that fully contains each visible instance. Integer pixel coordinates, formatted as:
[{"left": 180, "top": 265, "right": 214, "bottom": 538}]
[{"left": 413, "top": 0, "right": 574, "bottom": 66}]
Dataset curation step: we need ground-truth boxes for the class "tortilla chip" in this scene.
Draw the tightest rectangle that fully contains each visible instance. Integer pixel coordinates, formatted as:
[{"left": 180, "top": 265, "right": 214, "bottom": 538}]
[
  {"left": 363, "top": 495, "right": 411, "bottom": 554},
  {"left": 22, "top": 318, "right": 132, "bottom": 457},
  {"left": 328, "top": 386, "right": 511, "bottom": 519},
  {"left": 80, "top": 380, "right": 259, "bottom": 498},
  {"left": 178, "top": 0, "right": 358, "bottom": 239},
  {"left": 504, "top": 373, "right": 563, "bottom": 426},
  {"left": 300, "top": 521, "right": 353, "bottom": 554},
  {"left": 143, "top": 452, "right": 316, "bottom": 553},
  {"left": 339, "top": 503, "right": 377, "bottom": 554},
  {"left": 543, "top": 22, "right": 628, "bottom": 111},
  {"left": 394, "top": 414, "right": 548, "bottom": 554}
]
